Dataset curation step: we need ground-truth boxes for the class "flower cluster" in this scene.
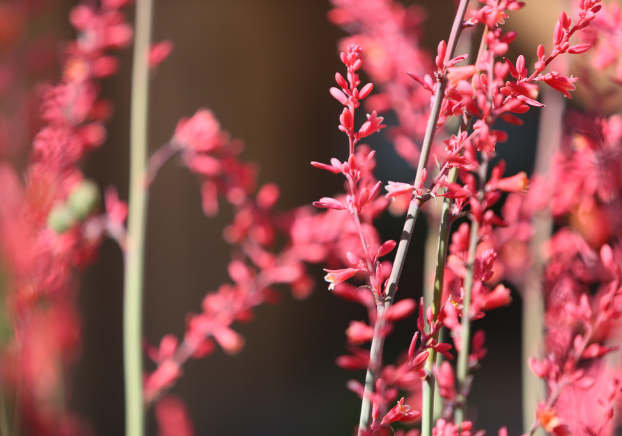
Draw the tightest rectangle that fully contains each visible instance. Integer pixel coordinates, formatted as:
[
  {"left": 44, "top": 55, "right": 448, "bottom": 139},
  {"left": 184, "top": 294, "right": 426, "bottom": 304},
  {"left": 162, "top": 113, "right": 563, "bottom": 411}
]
[{"left": 144, "top": 110, "right": 320, "bottom": 402}]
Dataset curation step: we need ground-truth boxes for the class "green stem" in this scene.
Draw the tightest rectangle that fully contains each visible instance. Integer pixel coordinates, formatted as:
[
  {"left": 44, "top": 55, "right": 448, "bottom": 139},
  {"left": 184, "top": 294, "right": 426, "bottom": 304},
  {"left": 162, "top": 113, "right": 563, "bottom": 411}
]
[
  {"left": 124, "top": 1, "right": 153, "bottom": 435},
  {"left": 454, "top": 218, "right": 478, "bottom": 428},
  {"left": 454, "top": 158, "right": 487, "bottom": 428},
  {"left": 422, "top": 102, "right": 473, "bottom": 435},
  {"left": 356, "top": 2, "right": 470, "bottom": 433},
  {"left": 421, "top": 165, "right": 459, "bottom": 436}
]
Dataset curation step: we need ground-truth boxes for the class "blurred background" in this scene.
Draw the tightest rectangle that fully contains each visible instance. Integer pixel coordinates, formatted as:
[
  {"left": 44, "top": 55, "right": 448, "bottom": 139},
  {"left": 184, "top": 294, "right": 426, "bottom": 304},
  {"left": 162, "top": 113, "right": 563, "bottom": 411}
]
[{"left": 5, "top": 0, "right": 603, "bottom": 434}]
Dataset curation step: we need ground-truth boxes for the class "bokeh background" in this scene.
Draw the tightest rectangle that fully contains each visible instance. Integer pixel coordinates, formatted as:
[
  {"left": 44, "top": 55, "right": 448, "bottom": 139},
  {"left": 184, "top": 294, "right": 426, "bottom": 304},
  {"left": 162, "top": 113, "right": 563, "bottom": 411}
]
[{"left": 21, "top": 0, "right": 594, "bottom": 434}]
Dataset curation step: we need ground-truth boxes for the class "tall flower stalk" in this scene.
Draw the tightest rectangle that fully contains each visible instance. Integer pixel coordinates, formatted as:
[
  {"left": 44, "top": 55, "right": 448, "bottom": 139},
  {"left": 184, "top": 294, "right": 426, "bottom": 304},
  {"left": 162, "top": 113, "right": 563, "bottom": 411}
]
[
  {"left": 124, "top": 0, "right": 153, "bottom": 434},
  {"left": 357, "top": 2, "right": 471, "bottom": 432}
]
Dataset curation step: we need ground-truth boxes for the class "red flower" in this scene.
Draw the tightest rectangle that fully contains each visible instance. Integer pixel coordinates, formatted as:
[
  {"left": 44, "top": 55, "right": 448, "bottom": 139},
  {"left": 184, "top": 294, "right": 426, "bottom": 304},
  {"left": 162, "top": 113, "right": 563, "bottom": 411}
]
[
  {"left": 542, "top": 72, "right": 579, "bottom": 99},
  {"left": 324, "top": 267, "right": 358, "bottom": 290},
  {"left": 380, "top": 397, "right": 421, "bottom": 426},
  {"left": 173, "top": 109, "right": 228, "bottom": 153}
]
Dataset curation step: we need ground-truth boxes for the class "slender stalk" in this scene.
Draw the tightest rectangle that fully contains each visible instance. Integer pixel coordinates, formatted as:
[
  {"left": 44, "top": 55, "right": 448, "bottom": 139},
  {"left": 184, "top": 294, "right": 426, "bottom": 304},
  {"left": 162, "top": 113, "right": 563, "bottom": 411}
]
[
  {"left": 357, "top": 2, "right": 470, "bottom": 433},
  {"left": 124, "top": 1, "right": 153, "bottom": 435},
  {"left": 422, "top": 152, "right": 463, "bottom": 435},
  {"left": 454, "top": 158, "right": 488, "bottom": 428},
  {"left": 454, "top": 217, "right": 479, "bottom": 428}
]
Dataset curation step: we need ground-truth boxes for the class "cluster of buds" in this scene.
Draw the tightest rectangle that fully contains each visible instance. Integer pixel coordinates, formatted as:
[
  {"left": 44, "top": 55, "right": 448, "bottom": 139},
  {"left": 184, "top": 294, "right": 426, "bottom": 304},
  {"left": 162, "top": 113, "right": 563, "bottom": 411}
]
[
  {"left": 313, "top": 44, "right": 391, "bottom": 301},
  {"left": 329, "top": 0, "right": 436, "bottom": 168}
]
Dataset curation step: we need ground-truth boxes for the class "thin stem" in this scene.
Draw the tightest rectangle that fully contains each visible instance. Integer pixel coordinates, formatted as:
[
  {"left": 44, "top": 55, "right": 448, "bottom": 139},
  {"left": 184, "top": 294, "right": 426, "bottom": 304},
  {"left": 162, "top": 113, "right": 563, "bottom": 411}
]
[
  {"left": 357, "top": 1, "right": 471, "bottom": 433},
  {"left": 422, "top": 140, "right": 465, "bottom": 436},
  {"left": 357, "top": 304, "right": 386, "bottom": 429},
  {"left": 145, "top": 142, "right": 181, "bottom": 187},
  {"left": 454, "top": 217, "right": 479, "bottom": 428},
  {"left": 123, "top": 0, "right": 153, "bottom": 435},
  {"left": 454, "top": 158, "right": 488, "bottom": 429}
]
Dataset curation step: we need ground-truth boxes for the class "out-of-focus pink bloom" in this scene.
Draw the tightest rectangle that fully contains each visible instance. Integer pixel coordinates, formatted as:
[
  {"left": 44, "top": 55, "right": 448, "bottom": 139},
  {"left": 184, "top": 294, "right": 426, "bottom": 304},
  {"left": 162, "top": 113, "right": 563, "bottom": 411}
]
[
  {"left": 385, "top": 299, "right": 416, "bottom": 322},
  {"left": 173, "top": 109, "right": 227, "bottom": 153},
  {"left": 346, "top": 321, "right": 375, "bottom": 344},
  {"left": 493, "top": 172, "right": 529, "bottom": 192},
  {"left": 537, "top": 403, "right": 570, "bottom": 436},
  {"left": 433, "top": 418, "right": 473, "bottom": 436},
  {"left": 149, "top": 40, "right": 174, "bottom": 69},
  {"left": 155, "top": 395, "right": 195, "bottom": 436},
  {"left": 479, "top": 284, "right": 512, "bottom": 311},
  {"left": 313, "top": 197, "right": 345, "bottom": 210},
  {"left": 144, "top": 360, "right": 182, "bottom": 403},
  {"left": 433, "top": 361, "right": 457, "bottom": 401}
]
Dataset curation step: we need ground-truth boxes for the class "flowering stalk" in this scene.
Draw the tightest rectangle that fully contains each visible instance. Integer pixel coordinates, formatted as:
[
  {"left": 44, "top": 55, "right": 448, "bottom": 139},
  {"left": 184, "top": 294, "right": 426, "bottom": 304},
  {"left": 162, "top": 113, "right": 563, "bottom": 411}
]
[
  {"left": 357, "top": 1, "right": 471, "bottom": 432},
  {"left": 124, "top": 0, "right": 153, "bottom": 434},
  {"left": 454, "top": 161, "right": 488, "bottom": 429},
  {"left": 422, "top": 114, "right": 472, "bottom": 436}
]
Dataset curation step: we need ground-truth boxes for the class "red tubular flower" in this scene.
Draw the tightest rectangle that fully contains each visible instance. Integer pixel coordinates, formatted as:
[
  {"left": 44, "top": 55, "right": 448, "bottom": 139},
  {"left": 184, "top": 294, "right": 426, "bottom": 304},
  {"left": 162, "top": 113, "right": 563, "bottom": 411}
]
[
  {"left": 385, "top": 299, "right": 416, "bottom": 322},
  {"left": 380, "top": 398, "right": 421, "bottom": 425},
  {"left": 358, "top": 111, "right": 386, "bottom": 138},
  {"left": 480, "top": 284, "right": 512, "bottom": 311},
  {"left": 385, "top": 181, "right": 414, "bottom": 199},
  {"left": 324, "top": 267, "right": 359, "bottom": 290},
  {"left": 313, "top": 197, "right": 345, "bottom": 210},
  {"left": 492, "top": 171, "right": 529, "bottom": 192},
  {"left": 542, "top": 72, "right": 579, "bottom": 98}
]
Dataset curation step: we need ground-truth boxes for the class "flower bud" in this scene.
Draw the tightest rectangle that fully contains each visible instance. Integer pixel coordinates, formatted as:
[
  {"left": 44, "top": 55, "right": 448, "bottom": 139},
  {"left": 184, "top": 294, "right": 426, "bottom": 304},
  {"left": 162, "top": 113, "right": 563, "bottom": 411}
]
[
  {"left": 68, "top": 179, "right": 101, "bottom": 220},
  {"left": 47, "top": 204, "right": 77, "bottom": 234}
]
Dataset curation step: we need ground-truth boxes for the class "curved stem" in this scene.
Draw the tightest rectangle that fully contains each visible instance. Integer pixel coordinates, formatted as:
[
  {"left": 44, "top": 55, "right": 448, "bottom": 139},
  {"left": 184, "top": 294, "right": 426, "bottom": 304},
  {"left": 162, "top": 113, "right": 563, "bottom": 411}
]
[
  {"left": 356, "top": 1, "right": 471, "bottom": 433},
  {"left": 123, "top": 0, "right": 153, "bottom": 435},
  {"left": 145, "top": 142, "right": 181, "bottom": 187}
]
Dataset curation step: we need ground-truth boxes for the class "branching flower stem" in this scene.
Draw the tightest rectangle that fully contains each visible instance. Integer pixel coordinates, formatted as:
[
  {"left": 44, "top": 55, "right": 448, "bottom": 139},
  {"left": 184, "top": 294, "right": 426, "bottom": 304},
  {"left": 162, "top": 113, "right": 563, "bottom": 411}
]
[
  {"left": 357, "top": 1, "right": 470, "bottom": 433},
  {"left": 123, "top": 0, "right": 153, "bottom": 435}
]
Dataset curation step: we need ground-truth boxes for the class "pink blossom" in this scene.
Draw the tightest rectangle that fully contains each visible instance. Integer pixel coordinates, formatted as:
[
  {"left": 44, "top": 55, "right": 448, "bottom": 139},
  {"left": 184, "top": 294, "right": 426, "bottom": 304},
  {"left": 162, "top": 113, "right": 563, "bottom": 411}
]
[
  {"left": 173, "top": 108, "right": 227, "bottom": 153},
  {"left": 324, "top": 267, "right": 359, "bottom": 290},
  {"left": 154, "top": 396, "right": 195, "bottom": 436},
  {"left": 346, "top": 321, "right": 375, "bottom": 344},
  {"left": 542, "top": 72, "right": 579, "bottom": 98},
  {"left": 149, "top": 40, "right": 174, "bottom": 69}
]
